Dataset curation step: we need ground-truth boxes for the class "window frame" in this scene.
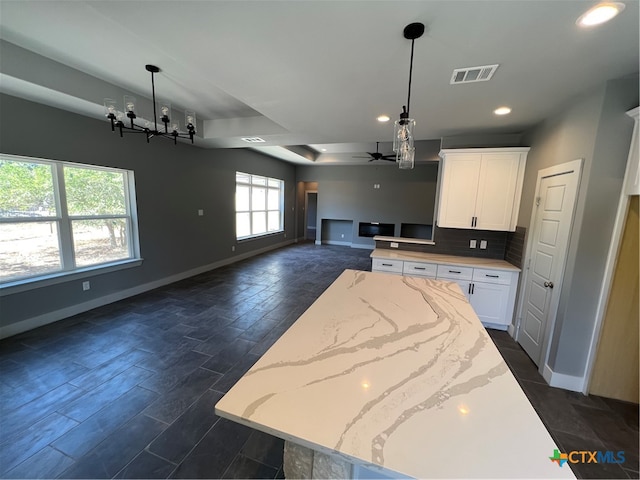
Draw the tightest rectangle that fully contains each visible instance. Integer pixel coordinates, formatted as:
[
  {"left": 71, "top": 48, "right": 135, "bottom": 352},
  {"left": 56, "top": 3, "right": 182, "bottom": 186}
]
[
  {"left": 235, "top": 171, "right": 284, "bottom": 241},
  {"left": 0, "top": 153, "right": 142, "bottom": 293}
]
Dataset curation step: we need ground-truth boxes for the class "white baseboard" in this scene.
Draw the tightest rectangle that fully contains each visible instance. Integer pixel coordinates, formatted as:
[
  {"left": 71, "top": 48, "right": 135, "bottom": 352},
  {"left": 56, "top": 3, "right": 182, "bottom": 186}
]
[
  {"left": 323, "top": 240, "right": 352, "bottom": 246},
  {"left": 542, "top": 364, "right": 584, "bottom": 392},
  {"left": 0, "top": 239, "right": 294, "bottom": 339},
  {"left": 315, "top": 240, "right": 321, "bottom": 245},
  {"left": 507, "top": 323, "right": 516, "bottom": 338},
  {"left": 350, "top": 243, "right": 374, "bottom": 250}
]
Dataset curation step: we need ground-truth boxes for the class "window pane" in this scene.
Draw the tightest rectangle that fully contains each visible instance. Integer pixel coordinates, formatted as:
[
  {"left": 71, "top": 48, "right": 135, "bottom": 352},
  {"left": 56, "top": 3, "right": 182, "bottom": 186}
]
[
  {"left": 236, "top": 212, "right": 250, "bottom": 238},
  {"left": 268, "top": 178, "right": 280, "bottom": 188},
  {"left": 0, "top": 221, "right": 61, "bottom": 281},
  {"left": 252, "top": 187, "right": 266, "bottom": 211},
  {"left": 72, "top": 219, "right": 129, "bottom": 267},
  {"left": 0, "top": 159, "right": 57, "bottom": 217},
  {"left": 236, "top": 185, "right": 250, "bottom": 212},
  {"left": 252, "top": 212, "right": 266, "bottom": 235},
  {"left": 64, "top": 166, "right": 126, "bottom": 216},
  {"left": 267, "top": 188, "right": 280, "bottom": 210},
  {"left": 267, "top": 211, "right": 280, "bottom": 232},
  {"left": 236, "top": 172, "right": 250, "bottom": 184},
  {"left": 252, "top": 176, "right": 266, "bottom": 186}
]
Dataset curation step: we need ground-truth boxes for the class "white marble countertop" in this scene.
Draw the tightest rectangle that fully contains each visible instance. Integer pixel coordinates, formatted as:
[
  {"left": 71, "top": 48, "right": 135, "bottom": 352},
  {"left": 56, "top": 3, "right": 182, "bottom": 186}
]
[
  {"left": 215, "top": 270, "right": 572, "bottom": 479},
  {"left": 371, "top": 248, "right": 521, "bottom": 272}
]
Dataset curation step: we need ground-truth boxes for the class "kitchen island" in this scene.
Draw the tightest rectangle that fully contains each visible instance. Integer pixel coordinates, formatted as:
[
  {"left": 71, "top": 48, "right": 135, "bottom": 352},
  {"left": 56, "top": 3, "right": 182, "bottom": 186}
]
[{"left": 215, "top": 270, "right": 574, "bottom": 479}]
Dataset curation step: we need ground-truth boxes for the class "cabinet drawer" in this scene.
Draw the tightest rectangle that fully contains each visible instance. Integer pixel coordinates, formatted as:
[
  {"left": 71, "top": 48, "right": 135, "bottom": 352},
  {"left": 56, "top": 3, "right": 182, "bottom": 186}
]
[
  {"left": 436, "top": 264, "right": 473, "bottom": 281},
  {"left": 372, "top": 258, "right": 403, "bottom": 274},
  {"left": 403, "top": 261, "right": 437, "bottom": 278},
  {"left": 472, "top": 268, "right": 513, "bottom": 285}
]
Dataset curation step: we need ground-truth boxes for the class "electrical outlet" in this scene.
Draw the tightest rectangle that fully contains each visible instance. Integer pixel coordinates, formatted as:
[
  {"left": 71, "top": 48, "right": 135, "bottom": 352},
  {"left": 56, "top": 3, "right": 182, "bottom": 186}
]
[
  {"left": 341, "top": 234, "right": 344, "bottom": 238},
  {"left": 82, "top": 281, "right": 90, "bottom": 291},
  {"left": 231, "top": 246, "right": 235, "bottom": 252},
  {"left": 198, "top": 209, "right": 204, "bottom": 216},
  {"left": 469, "top": 240, "right": 477, "bottom": 249},
  {"left": 480, "top": 240, "right": 487, "bottom": 250},
  {"left": 390, "top": 242, "right": 399, "bottom": 248}
]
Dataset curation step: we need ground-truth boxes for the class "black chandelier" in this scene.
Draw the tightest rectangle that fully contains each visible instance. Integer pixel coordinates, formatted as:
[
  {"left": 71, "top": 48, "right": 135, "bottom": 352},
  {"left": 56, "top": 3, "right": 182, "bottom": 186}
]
[
  {"left": 104, "top": 65, "right": 196, "bottom": 145},
  {"left": 393, "top": 22, "right": 424, "bottom": 170}
]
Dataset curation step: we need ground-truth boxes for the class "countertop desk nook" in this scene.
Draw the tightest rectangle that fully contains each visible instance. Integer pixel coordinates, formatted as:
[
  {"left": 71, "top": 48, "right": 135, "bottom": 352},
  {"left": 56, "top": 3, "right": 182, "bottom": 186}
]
[{"left": 215, "top": 270, "right": 574, "bottom": 479}]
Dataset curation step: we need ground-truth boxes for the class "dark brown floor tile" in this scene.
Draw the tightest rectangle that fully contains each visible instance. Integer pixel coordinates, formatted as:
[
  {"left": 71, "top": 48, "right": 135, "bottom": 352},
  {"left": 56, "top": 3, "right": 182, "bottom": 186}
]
[
  {"left": 169, "top": 418, "right": 253, "bottom": 479},
  {"left": 222, "top": 454, "right": 278, "bottom": 479},
  {"left": 138, "top": 350, "right": 211, "bottom": 393},
  {"left": 148, "top": 390, "right": 223, "bottom": 464},
  {"left": 143, "top": 367, "right": 221, "bottom": 424},
  {"left": 113, "top": 451, "right": 176, "bottom": 479},
  {"left": 59, "top": 414, "right": 166, "bottom": 479},
  {"left": 56, "top": 365, "right": 153, "bottom": 421},
  {"left": 211, "top": 353, "right": 261, "bottom": 394},
  {"left": 0, "top": 413, "right": 78, "bottom": 475},
  {"left": 68, "top": 347, "right": 153, "bottom": 390},
  {"left": 52, "top": 386, "right": 158, "bottom": 459},
  {"left": 3, "top": 446, "right": 74, "bottom": 479},
  {"left": 202, "top": 338, "right": 258, "bottom": 374}
]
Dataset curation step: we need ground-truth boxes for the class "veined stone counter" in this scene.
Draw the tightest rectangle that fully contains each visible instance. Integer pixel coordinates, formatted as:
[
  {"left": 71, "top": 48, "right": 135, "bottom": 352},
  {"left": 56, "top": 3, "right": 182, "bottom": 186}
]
[
  {"left": 215, "top": 270, "right": 573, "bottom": 479},
  {"left": 371, "top": 248, "right": 521, "bottom": 271}
]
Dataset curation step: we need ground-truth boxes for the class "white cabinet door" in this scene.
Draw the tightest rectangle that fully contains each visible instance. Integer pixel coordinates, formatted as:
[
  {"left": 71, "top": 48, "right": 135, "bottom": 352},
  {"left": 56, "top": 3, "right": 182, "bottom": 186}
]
[
  {"left": 438, "top": 148, "right": 528, "bottom": 231},
  {"left": 469, "top": 282, "right": 511, "bottom": 326},
  {"left": 475, "top": 153, "right": 521, "bottom": 231},
  {"left": 437, "top": 154, "right": 481, "bottom": 229}
]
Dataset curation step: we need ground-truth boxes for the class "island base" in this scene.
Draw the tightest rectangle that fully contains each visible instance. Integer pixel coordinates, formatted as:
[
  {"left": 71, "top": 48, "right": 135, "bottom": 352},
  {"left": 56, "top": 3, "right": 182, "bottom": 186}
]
[{"left": 283, "top": 441, "right": 353, "bottom": 479}]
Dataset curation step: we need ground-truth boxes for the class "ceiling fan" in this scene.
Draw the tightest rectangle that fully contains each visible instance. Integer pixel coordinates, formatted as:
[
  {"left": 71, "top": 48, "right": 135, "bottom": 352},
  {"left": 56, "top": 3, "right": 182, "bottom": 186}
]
[{"left": 353, "top": 142, "right": 396, "bottom": 162}]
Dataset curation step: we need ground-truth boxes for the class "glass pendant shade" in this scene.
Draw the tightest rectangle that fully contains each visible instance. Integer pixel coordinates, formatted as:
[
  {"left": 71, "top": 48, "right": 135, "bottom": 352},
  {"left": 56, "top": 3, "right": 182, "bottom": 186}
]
[
  {"left": 397, "top": 145, "right": 415, "bottom": 170},
  {"left": 124, "top": 95, "right": 136, "bottom": 113},
  {"left": 393, "top": 117, "right": 415, "bottom": 153},
  {"left": 185, "top": 110, "right": 197, "bottom": 132},
  {"left": 159, "top": 101, "right": 172, "bottom": 122},
  {"left": 104, "top": 98, "right": 118, "bottom": 117}
]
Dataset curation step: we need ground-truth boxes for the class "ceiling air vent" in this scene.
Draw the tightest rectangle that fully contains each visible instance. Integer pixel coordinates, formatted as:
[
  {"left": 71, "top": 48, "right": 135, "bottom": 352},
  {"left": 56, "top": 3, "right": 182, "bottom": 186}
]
[
  {"left": 241, "top": 137, "right": 266, "bottom": 143},
  {"left": 450, "top": 64, "right": 499, "bottom": 84}
]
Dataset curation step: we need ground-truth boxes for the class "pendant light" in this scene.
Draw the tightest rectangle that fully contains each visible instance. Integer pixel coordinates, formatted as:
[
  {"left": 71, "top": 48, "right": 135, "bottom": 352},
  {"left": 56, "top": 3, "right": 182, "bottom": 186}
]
[
  {"left": 393, "top": 22, "right": 424, "bottom": 170},
  {"left": 104, "top": 65, "right": 196, "bottom": 145}
]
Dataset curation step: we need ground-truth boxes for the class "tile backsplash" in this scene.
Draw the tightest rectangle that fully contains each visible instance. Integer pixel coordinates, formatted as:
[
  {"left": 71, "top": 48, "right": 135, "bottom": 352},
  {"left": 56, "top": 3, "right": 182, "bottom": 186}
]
[
  {"left": 375, "top": 226, "right": 508, "bottom": 260},
  {"left": 505, "top": 226, "right": 527, "bottom": 268}
]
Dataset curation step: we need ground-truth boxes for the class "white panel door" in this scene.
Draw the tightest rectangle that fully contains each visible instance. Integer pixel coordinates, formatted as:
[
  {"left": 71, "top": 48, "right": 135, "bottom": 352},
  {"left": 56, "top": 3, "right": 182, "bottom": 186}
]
[
  {"left": 470, "top": 282, "right": 511, "bottom": 326},
  {"left": 518, "top": 162, "right": 581, "bottom": 366},
  {"left": 437, "top": 155, "right": 481, "bottom": 229},
  {"left": 475, "top": 154, "right": 521, "bottom": 231}
]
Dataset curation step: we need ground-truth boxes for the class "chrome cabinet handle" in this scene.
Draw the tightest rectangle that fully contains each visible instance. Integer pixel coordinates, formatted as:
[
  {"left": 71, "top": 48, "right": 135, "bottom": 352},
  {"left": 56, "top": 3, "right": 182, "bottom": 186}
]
[{"left": 544, "top": 281, "right": 554, "bottom": 288}]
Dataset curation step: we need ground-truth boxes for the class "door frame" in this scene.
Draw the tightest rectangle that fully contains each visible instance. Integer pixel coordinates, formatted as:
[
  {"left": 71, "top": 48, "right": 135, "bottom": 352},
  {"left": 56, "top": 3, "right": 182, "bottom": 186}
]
[
  {"left": 515, "top": 158, "right": 583, "bottom": 373},
  {"left": 304, "top": 190, "right": 318, "bottom": 241},
  {"left": 583, "top": 107, "right": 639, "bottom": 394}
]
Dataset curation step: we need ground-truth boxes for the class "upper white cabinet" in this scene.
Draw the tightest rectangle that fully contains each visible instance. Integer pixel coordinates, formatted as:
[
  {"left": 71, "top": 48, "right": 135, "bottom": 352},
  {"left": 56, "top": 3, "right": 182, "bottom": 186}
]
[{"left": 437, "top": 148, "right": 529, "bottom": 231}]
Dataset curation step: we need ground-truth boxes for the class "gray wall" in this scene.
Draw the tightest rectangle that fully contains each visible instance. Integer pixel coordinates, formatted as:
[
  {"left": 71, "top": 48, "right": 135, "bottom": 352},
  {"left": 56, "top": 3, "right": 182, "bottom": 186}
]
[
  {"left": 0, "top": 94, "right": 296, "bottom": 329},
  {"left": 519, "top": 75, "right": 639, "bottom": 377},
  {"left": 296, "top": 164, "right": 438, "bottom": 247}
]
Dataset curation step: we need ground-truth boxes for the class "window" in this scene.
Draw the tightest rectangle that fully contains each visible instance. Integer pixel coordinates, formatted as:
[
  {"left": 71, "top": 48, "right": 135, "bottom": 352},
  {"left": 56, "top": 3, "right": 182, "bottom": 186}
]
[
  {"left": 0, "top": 154, "right": 140, "bottom": 284},
  {"left": 236, "top": 172, "right": 283, "bottom": 239}
]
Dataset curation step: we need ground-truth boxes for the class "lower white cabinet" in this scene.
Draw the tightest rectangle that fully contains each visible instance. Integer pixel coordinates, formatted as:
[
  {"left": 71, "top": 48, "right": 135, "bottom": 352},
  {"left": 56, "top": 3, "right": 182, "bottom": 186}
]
[
  {"left": 372, "top": 258, "right": 403, "bottom": 275},
  {"left": 372, "top": 257, "right": 519, "bottom": 330}
]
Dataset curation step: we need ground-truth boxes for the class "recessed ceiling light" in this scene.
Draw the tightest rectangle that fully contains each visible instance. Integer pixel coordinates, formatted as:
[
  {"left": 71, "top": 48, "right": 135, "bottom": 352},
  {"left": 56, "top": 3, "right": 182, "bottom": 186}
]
[
  {"left": 377, "top": 115, "right": 390, "bottom": 122},
  {"left": 577, "top": 2, "right": 625, "bottom": 27},
  {"left": 494, "top": 106, "right": 512, "bottom": 115},
  {"left": 321, "top": 148, "right": 327, "bottom": 152}
]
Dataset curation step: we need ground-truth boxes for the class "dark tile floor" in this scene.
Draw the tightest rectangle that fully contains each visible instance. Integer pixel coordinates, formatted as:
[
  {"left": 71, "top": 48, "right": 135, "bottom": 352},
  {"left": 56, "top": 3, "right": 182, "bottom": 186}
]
[{"left": 1, "top": 243, "right": 637, "bottom": 479}]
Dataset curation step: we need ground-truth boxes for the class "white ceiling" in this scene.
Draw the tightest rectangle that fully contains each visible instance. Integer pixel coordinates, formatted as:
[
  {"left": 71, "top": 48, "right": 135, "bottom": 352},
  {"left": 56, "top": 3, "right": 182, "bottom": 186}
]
[{"left": 0, "top": 0, "right": 638, "bottom": 165}]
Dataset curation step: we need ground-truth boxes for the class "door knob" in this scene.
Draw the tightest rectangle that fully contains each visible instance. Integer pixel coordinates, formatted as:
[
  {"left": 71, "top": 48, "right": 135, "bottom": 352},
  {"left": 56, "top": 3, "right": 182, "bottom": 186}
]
[{"left": 544, "top": 281, "right": 554, "bottom": 288}]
